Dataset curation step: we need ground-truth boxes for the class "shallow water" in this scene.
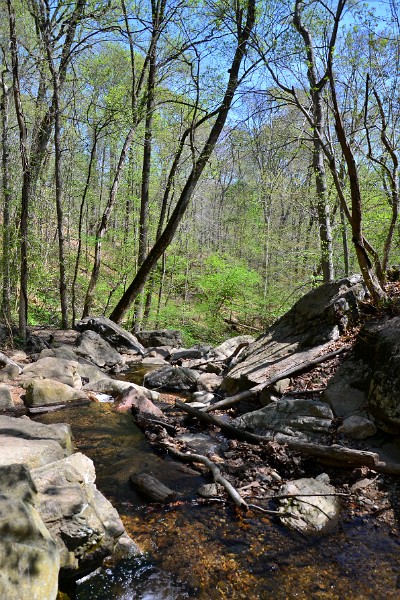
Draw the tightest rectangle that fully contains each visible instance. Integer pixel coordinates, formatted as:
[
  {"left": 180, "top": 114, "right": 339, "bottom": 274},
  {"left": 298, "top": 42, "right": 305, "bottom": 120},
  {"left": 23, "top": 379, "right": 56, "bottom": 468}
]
[{"left": 35, "top": 400, "right": 400, "bottom": 600}]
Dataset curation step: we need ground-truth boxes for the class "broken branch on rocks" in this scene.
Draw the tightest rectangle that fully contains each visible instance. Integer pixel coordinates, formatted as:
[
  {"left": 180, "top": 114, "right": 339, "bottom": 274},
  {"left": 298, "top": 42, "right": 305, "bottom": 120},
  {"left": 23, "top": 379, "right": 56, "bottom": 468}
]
[
  {"left": 206, "top": 346, "right": 349, "bottom": 413},
  {"left": 176, "top": 400, "right": 400, "bottom": 473},
  {"left": 163, "top": 442, "right": 249, "bottom": 509}
]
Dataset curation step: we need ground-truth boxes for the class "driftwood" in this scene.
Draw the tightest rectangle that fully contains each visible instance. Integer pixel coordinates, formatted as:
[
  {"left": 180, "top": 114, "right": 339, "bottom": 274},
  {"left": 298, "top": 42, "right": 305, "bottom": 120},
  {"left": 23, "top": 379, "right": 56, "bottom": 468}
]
[
  {"left": 206, "top": 346, "right": 349, "bottom": 413},
  {"left": 164, "top": 443, "right": 248, "bottom": 509},
  {"left": 175, "top": 400, "right": 400, "bottom": 473},
  {"left": 27, "top": 398, "right": 91, "bottom": 414},
  {"left": 129, "top": 473, "right": 176, "bottom": 502},
  {"left": 0, "top": 352, "right": 22, "bottom": 373}
]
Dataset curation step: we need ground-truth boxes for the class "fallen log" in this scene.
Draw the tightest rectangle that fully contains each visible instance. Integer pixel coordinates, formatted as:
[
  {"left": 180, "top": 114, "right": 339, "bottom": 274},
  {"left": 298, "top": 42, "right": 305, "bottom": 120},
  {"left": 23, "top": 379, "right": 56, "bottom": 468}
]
[
  {"left": 176, "top": 400, "right": 394, "bottom": 471},
  {"left": 206, "top": 346, "right": 349, "bottom": 413}
]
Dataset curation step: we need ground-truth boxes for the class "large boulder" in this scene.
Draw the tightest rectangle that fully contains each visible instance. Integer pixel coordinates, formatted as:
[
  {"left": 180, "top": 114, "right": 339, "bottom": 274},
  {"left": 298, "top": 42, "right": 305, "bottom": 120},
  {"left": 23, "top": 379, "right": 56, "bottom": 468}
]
[
  {"left": 223, "top": 276, "right": 366, "bottom": 394},
  {"left": 24, "top": 378, "right": 88, "bottom": 407},
  {"left": 84, "top": 377, "right": 159, "bottom": 401},
  {"left": 39, "top": 346, "right": 79, "bottom": 361},
  {"left": 137, "top": 329, "right": 182, "bottom": 349},
  {"left": 31, "top": 452, "right": 137, "bottom": 575},
  {"left": 21, "top": 357, "right": 83, "bottom": 389},
  {"left": 144, "top": 365, "right": 199, "bottom": 392},
  {"left": 234, "top": 398, "right": 333, "bottom": 439},
  {"left": 278, "top": 475, "right": 340, "bottom": 533},
  {"left": 75, "top": 316, "right": 145, "bottom": 355},
  {"left": 0, "top": 415, "right": 73, "bottom": 468},
  {"left": 0, "top": 464, "right": 60, "bottom": 600},
  {"left": 323, "top": 315, "right": 400, "bottom": 433},
  {"left": 75, "top": 330, "right": 124, "bottom": 369}
]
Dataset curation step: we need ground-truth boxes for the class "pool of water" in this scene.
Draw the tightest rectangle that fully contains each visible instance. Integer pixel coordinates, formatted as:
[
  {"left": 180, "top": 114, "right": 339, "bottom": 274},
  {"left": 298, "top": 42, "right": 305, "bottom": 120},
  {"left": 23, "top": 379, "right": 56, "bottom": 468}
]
[{"left": 35, "top": 401, "right": 400, "bottom": 599}]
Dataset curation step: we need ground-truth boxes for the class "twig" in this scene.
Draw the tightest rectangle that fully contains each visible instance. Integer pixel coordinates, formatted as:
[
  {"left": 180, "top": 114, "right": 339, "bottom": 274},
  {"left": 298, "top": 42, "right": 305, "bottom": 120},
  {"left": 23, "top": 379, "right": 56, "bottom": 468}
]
[{"left": 164, "top": 442, "right": 248, "bottom": 509}]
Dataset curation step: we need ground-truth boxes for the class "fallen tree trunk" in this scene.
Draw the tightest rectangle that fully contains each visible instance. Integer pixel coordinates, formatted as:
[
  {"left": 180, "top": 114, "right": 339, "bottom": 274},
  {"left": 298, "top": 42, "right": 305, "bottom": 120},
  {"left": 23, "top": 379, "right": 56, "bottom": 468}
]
[
  {"left": 176, "top": 400, "right": 396, "bottom": 471},
  {"left": 206, "top": 346, "right": 348, "bottom": 413}
]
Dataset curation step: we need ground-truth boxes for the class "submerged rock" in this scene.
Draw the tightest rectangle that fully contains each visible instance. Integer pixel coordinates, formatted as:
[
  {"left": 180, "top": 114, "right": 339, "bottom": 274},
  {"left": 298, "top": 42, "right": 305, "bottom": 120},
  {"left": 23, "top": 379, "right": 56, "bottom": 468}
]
[{"left": 278, "top": 476, "right": 340, "bottom": 533}]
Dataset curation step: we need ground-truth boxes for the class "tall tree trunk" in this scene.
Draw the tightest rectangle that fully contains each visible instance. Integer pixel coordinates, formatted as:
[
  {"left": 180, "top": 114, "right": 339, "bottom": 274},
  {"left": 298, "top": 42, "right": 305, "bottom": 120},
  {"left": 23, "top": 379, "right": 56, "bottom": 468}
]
[
  {"left": 293, "top": 0, "right": 334, "bottom": 282},
  {"left": 109, "top": 0, "right": 257, "bottom": 323},
  {"left": 1, "top": 64, "right": 11, "bottom": 323},
  {"left": 82, "top": 126, "right": 136, "bottom": 318},
  {"left": 7, "top": 0, "right": 30, "bottom": 339},
  {"left": 328, "top": 52, "right": 387, "bottom": 301},
  {"left": 51, "top": 70, "right": 68, "bottom": 328}
]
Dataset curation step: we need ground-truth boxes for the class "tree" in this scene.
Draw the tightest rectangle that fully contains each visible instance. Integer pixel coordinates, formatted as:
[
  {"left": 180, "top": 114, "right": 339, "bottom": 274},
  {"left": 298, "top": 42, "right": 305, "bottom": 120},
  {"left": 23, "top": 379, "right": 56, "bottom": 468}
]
[{"left": 109, "top": 0, "right": 257, "bottom": 323}]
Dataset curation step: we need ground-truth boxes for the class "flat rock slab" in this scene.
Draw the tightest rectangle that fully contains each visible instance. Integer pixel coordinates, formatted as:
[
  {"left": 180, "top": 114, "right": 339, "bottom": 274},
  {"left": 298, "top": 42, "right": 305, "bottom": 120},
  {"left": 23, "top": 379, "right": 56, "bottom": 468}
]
[
  {"left": 234, "top": 398, "right": 333, "bottom": 439},
  {"left": 0, "top": 436, "right": 65, "bottom": 469},
  {"left": 0, "top": 415, "right": 73, "bottom": 454},
  {"left": 223, "top": 276, "right": 366, "bottom": 393}
]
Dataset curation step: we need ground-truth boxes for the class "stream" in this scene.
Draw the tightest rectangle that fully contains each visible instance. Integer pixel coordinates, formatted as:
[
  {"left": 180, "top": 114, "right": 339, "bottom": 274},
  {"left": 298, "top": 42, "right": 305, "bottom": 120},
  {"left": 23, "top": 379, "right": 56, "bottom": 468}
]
[{"left": 34, "top": 368, "right": 400, "bottom": 599}]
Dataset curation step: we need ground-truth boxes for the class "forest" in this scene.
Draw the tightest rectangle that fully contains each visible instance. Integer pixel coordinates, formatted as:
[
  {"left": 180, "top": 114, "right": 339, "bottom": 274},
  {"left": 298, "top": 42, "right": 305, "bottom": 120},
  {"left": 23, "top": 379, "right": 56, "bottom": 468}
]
[{"left": 0, "top": 0, "right": 399, "bottom": 344}]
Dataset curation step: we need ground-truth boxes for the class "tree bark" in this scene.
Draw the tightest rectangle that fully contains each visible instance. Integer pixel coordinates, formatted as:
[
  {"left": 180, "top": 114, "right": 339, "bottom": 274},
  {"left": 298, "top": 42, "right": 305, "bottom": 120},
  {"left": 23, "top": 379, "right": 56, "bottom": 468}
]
[{"left": 0, "top": 63, "right": 11, "bottom": 323}]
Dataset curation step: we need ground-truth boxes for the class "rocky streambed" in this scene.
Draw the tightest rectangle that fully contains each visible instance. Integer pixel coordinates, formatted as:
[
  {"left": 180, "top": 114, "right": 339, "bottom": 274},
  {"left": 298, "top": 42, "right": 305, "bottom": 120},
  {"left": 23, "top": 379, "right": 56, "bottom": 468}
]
[{"left": 1, "top": 277, "right": 400, "bottom": 598}]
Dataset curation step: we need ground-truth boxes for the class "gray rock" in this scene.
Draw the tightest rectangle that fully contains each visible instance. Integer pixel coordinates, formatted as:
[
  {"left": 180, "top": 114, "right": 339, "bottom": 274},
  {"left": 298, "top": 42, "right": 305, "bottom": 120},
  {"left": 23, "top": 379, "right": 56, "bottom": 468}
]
[
  {"left": 189, "top": 391, "right": 214, "bottom": 405},
  {"left": 0, "top": 463, "right": 60, "bottom": 600},
  {"left": 0, "top": 436, "right": 65, "bottom": 469},
  {"left": 144, "top": 365, "right": 199, "bottom": 391},
  {"left": 25, "top": 378, "right": 88, "bottom": 407},
  {"left": 322, "top": 356, "right": 369, "bottom": 418},
  {"left": 278, "top": 477, "right": 340, "bottom": 533},
  {"left": 0, "top": 383, "right": 13, "bottom": 408},
  {"left": 324, "top": 316, "right": 400, "bottom": 433},
  {"left": 234, "top": 398, "right": 333, "bottom": 438},
  {"left": 170, "top": 348, "right": 204, "bottom": 362},
  {"left": 39, "top": 346, "right": 79, "bottom": 361},
  {"left": 84, "top": 377, "right": 159, "bottom": 402},
  {"left": 198, "top": 483, "right": 218, "bottom": 498},
  {"left": 144, "top": 346, "right": 173, "bottom": 359},
  {"left": 137, "top": 329, "right": 182, "bottom": 348},
  {"left": 75, "top": 316, "right": 145, "bottom": 354},
  {"left": 21, "top": 357, "right": 83, "bottom": 389},
  {"left": 115, "top": 387, "right": 163, "bottom": 417},
  {"left": 31, "top": 452, "right": 138, "bottom": 575},
  {"left": 213, "top": 335, "right": 255, "bottom": 360},
  {"left": 197, "top": 372, "right": 223, "bottom": 393},
  {"left": 338, "top": 415, "right": 377, "bottom": 440},
  {"left": 175, "top": 432, "right": 220, "bottom": 455},
  {"left": 223, "top": 276, "right": 366, "bottom": 394},
  {"left": 75, "top": 330, "right": 124, "bottom": 369},
  {"left": 0, "top": 415, "right": 73, "bottom": 454}
]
